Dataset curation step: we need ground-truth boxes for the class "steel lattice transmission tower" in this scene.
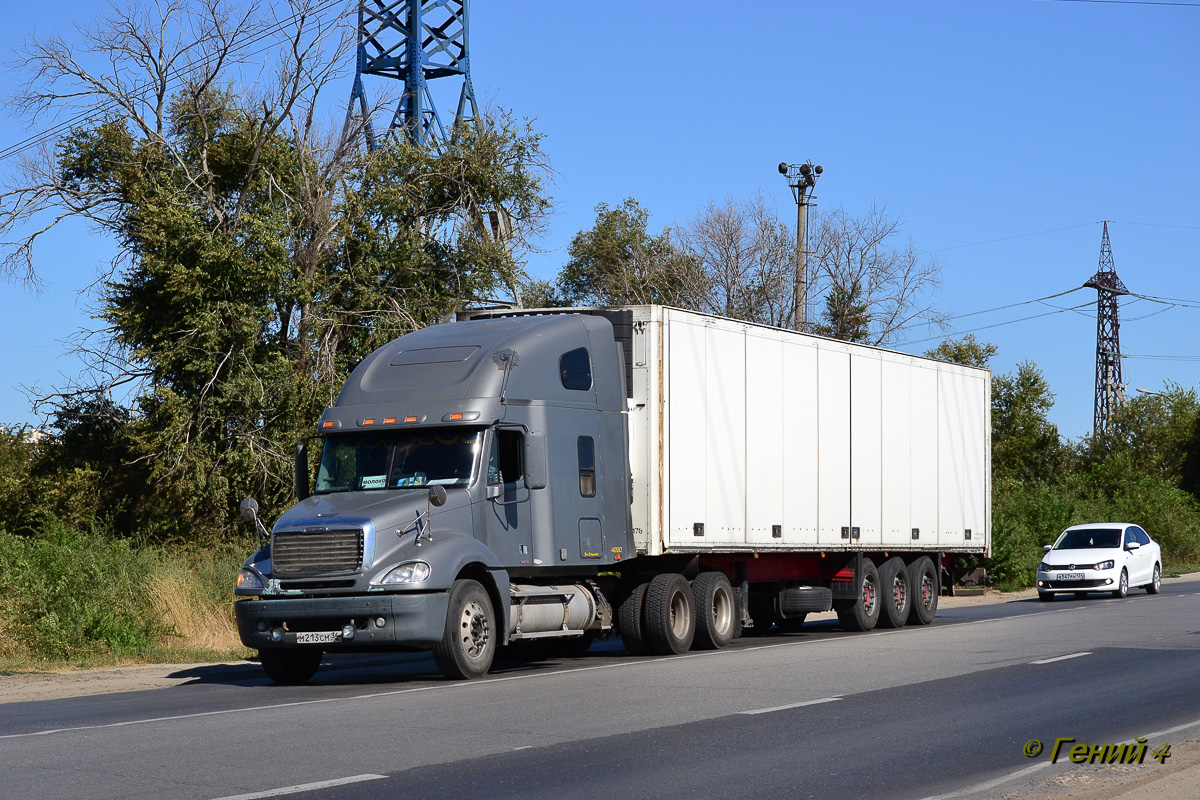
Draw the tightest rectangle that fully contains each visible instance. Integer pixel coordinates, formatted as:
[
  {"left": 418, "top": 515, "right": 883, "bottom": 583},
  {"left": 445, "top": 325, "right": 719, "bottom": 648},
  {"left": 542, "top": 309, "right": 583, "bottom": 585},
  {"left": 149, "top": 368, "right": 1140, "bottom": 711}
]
[
  {"left": 346, "top": 0, "right": 479, "bottom": 149},
  {"left": 1084, "top": 221, "right": 1128, "bottom": 437}
]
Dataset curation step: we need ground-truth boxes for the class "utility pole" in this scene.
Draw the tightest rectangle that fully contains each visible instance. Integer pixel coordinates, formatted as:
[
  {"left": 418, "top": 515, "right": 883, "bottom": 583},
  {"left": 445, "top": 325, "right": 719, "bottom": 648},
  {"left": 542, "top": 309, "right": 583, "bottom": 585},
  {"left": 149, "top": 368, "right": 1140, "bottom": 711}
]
[
  {"left": 779, "top": 160, "right": 823, "bottom": 331},
  {"left": 1084, "top": 221, "right": 1128, "bottom": 437},
  {"left": 345, "top": 0, "right": 478, "bottom": 149}
]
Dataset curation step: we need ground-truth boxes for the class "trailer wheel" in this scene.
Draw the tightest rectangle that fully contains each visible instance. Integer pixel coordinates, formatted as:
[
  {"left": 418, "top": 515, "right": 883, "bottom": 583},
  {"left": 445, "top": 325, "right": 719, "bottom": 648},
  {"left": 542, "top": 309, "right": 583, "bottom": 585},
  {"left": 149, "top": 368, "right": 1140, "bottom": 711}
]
[
  {"left": 876, "top": 557, "right": 910, "bottom": 629},
  {"left": 906, "top": 557, "right": 938, "bottom": 625},
  {"left": 692, "top": 572, "right": 738, "bottom": 649},
  {"left": 258, "top": 647, "right": 322, "bottom": 685},
  {"left": 433, "top": 579, "right": 496, "bottom": 680},
  {"left": 644, "top": 573, "right": 696, "bottom": 654},
  {"left": 619, "top": 581, "right": 651, "bottom": 655},
  {"left": 835, "top": 559, "right": 880, "bottom": 632}
]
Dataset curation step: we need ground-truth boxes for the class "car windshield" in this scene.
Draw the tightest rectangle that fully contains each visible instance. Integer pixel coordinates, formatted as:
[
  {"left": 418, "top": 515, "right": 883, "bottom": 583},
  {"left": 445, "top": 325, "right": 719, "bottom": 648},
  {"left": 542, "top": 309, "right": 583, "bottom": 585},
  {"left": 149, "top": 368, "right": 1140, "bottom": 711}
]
[
  {"left": 1054, "top": 528, "right": 1121, "bottom": 550},
  {"left": 314, "top": 428, "right": 482, "bottom": 493}
]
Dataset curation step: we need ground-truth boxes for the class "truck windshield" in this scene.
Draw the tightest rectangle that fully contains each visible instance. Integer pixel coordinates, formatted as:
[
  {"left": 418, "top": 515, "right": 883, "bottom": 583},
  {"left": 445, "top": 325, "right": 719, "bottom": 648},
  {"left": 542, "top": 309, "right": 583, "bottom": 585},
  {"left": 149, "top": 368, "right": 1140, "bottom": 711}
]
[{"left": 314, "top": 428, "right": 482, "bottom": 493}]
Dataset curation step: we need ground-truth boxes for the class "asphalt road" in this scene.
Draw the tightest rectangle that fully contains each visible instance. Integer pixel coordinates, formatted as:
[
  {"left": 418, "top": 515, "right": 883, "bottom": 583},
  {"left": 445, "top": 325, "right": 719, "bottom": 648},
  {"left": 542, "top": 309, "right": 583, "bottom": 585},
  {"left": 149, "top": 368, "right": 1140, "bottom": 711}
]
[{"left": 5, "top": 581, "right": 1200, "bottom": 800}]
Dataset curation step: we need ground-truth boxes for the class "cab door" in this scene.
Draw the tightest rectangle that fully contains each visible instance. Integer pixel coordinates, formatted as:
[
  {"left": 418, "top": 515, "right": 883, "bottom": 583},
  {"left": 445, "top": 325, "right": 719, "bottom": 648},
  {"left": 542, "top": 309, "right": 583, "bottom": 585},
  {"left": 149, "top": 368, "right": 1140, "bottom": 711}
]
[{"left": 482, "top": 427, "right": 534, "bottom": 565}]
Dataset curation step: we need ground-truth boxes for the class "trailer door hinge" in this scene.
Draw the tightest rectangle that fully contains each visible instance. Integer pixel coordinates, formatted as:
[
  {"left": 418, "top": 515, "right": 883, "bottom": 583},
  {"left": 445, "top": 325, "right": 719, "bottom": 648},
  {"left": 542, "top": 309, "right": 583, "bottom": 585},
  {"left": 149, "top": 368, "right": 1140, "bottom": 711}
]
[
  {"left": 693, "top": 523, "right": 704, "bottom": 537},
  {"left": 851, "top": 527, "right": 861, "bottom": 540},
  {"left": 841, "top": 527, "right": 850, "bottom": 540}
]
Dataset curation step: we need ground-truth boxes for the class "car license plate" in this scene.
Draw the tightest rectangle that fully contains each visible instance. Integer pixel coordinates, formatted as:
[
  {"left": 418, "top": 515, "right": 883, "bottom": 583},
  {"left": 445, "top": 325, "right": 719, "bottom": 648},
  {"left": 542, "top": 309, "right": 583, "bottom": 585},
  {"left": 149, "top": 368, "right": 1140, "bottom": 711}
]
[
  {"left": 1055, "top": 572, "right": 1084, "bottom": 581},
  {"left": 295, "top": 631, "right": 342, "bottom": 644}
]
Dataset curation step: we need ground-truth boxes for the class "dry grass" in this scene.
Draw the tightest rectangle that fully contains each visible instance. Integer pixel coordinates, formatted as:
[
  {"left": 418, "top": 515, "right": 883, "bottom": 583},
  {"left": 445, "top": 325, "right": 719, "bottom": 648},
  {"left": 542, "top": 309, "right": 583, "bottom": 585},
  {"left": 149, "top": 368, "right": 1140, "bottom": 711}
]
[{"left": 147, "top": 568, "right": 243, "bottom": 653}]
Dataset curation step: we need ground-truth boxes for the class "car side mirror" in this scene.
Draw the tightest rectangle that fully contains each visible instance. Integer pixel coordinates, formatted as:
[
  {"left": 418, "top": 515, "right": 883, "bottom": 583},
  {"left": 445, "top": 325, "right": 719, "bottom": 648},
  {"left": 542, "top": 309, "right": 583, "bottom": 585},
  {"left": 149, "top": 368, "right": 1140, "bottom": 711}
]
[
  {"left": 1126, "top": 540, "right": 1141, "bottom": 550},
  {"left": 1043, "top": 544, "right": 1052, "bottom": 552}
]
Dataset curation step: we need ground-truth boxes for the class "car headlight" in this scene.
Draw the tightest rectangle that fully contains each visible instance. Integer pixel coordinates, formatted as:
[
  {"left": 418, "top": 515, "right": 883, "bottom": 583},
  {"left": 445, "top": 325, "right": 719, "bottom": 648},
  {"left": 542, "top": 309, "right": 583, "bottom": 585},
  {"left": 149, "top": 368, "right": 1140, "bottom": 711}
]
[
  {"left": 1038, "top": 561, "right": 1051, "bottom": 572},
  {"left": 1094, "top": 559, "right": 1115, "bottom": 571},
  {"left": 236, "top": 568, "right": 264, "bottom": 590},
  {"left": 376, "top": 561, "right": 431, "bottom": 585}
]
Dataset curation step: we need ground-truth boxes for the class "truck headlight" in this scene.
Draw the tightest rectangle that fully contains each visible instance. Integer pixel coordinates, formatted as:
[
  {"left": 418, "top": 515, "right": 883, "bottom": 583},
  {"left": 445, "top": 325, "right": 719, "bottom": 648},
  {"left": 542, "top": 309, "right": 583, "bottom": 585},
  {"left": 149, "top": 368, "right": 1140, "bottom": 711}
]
[
  {"left": 1094, "top": 559, "right": 1115, "bottom": 571},
  {"left": 236, "top": 569, "right": 264, "bottom": 590},
  {"left": 376, "top": 561, "right": 431, "bottom": 585}
]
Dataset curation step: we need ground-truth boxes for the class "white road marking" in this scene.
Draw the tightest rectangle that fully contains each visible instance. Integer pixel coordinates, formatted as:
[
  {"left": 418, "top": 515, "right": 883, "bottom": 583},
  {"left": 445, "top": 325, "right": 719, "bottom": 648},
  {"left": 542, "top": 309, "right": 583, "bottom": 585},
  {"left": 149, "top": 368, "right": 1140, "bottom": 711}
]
[
  {"left": 209, "top": 774, "right": 387, "bottom": 800},
  {"left": 1030, "top": 652, "right": 1092, "bottom": 665},
  {"left": 739, "top": 696, "right": 841, "bottom": 715},
  {"left": 513, "top": 745, "right": 533, "bottom": 750}
]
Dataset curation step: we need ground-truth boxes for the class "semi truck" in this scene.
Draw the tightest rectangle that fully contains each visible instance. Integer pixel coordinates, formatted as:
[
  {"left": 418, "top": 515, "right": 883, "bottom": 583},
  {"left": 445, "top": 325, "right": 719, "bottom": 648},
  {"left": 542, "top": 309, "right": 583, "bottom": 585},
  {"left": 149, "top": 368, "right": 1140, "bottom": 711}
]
[{"left": 234, "top": 305, "right": 991, "bottom": 683}]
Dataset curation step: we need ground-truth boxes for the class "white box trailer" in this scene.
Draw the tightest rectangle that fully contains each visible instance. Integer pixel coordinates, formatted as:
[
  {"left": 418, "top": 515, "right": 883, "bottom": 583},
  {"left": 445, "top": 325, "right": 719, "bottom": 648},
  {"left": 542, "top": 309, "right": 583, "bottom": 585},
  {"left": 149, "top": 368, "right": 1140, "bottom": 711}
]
[{"left": 623, "top": 306, "right": 990, "bottom": 560}]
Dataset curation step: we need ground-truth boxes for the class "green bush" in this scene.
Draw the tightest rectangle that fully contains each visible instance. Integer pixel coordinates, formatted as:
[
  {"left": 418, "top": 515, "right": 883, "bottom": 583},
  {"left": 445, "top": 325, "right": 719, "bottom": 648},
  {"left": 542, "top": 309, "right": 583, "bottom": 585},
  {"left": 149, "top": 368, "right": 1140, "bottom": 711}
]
[
  {"left": 0, "top": 519, "right": 165, "bottom": 661},
  {"left": 987, "top": 455, "right": 1200, "bottom": 591}
]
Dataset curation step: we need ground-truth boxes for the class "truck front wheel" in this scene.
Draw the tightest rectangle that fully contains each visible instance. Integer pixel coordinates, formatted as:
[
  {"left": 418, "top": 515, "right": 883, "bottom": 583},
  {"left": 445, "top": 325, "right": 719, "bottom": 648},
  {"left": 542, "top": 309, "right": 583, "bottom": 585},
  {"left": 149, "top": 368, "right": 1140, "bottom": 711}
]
[
  {"left": 434, "top": 579, "right": 496, "bottom": 680},
  {"left": 835, "top": 559, "right": 880, "bottom": 632},
  {"left": 645, "top": 573, "right": 696, "bottom": 655},
  {"left": 258, "top": 647, "right": 323, "bottom": 685},
  {"left": 691, "top": 572, "right": 739, "bottom": 649}
]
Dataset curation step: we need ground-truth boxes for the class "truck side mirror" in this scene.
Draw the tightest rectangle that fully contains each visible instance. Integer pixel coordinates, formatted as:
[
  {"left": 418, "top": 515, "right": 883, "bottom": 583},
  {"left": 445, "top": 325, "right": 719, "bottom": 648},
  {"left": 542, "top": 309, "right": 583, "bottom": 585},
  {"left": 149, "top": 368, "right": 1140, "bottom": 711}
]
[
  {"left": 295, "top": 442, "right": 311, "bottom": 500},
  {"left": 428, "top": 485, "right": 447, "bottom": 507},
  {"left": 239, "top": 497, "right": 259, "bottom": 521},
  {"left": 525, "top": 431, "right": 547, "bottom": 490}
]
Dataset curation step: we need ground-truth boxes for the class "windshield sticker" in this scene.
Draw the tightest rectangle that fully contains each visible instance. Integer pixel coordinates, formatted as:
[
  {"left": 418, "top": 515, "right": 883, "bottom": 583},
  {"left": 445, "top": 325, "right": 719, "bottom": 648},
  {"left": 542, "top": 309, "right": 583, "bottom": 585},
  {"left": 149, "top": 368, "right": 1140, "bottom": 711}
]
[{"left": 360, "top": 475, "right": 387, "bottom": 490}]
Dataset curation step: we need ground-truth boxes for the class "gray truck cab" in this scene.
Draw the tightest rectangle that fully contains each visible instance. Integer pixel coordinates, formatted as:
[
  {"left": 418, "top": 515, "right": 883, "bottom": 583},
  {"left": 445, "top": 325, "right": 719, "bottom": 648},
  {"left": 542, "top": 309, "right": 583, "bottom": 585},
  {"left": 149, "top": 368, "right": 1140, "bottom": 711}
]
[{"left": 235, "top": 313, "right": 632, "bottom": 682}]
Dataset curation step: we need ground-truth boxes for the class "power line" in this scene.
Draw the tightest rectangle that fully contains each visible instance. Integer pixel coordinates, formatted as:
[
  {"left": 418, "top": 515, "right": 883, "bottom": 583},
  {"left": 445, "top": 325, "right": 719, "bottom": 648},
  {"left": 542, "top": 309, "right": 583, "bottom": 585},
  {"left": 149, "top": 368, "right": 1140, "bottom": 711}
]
[
  {"left": 930, "top": 222, "right": 1099, "bottom": 253},
  {"left": 0, "top": 0, "right": 345, "bottom": 163},
  {"left": 906, "top": 300, "right": 1096, "bottom": 346},
  {"left": 1045, "top": 0, "right": 1200, "bottom": 6}
]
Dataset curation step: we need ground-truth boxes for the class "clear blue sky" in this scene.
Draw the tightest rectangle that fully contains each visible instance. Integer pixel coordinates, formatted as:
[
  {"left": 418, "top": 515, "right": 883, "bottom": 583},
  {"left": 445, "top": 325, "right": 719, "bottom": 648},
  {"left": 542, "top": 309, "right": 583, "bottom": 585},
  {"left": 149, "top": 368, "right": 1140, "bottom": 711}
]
[{"left": 2, "top": 0, "right": 1198, "bottom": 439}]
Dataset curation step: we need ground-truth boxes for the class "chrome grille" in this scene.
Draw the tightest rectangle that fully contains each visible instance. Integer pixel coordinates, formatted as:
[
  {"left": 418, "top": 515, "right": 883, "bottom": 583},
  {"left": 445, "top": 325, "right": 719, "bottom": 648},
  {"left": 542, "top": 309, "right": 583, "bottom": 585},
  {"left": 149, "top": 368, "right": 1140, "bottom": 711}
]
[{"left": 272, "top": 528, "right": 364, "bottom": 577}]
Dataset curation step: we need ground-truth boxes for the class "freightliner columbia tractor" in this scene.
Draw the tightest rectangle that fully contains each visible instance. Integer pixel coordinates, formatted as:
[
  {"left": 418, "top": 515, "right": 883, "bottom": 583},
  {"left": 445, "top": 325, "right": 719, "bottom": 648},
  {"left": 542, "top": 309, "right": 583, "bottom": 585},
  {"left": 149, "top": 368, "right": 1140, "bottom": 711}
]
[{"left": 234, "top": 306, "right": 991, "bottom": 683}]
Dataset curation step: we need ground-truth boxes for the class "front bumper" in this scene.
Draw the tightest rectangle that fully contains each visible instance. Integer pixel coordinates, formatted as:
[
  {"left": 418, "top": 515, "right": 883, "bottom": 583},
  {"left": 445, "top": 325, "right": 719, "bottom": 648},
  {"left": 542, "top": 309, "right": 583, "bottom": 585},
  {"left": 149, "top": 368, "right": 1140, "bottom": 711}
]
[
  {"left": 1036, "top": 570, "right": 1118, "bottom": 592},
  {"left": 235, "top": 592, "right": 449, "bottom": 650}
]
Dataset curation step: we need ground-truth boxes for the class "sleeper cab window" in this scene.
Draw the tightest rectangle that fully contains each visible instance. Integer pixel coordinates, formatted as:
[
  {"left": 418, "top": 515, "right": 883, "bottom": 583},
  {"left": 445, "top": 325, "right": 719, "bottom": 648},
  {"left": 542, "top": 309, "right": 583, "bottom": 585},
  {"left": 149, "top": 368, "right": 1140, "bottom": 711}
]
[
  {"left": 560, "top": 347, "right": 592, "bottom": 391},
  {"left": 578, "top": 436, "right": 596, "bottom": 497}
]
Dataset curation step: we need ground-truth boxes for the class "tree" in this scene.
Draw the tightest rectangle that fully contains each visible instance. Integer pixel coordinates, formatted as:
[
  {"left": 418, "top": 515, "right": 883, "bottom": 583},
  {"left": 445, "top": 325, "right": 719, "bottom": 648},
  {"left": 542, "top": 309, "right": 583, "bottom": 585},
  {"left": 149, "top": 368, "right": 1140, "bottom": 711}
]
[
  {"left": 675, "top": 194, "right": 795, "bottom": 326},
  {"left": 810, "top": 205, "right": 946, "bottom": 345},
  {"left": 812, "top": 282, "right": 871, "bottom": 342},
  {"left": 992, "top": 361, "right": 1062, "bottom": 483},
  {"left": 556, "top": 198, "right": 700, "bottom": 307},
  {"left": 924, "top": 334, "right": 998, "bottom": 370},
  {"left": 2, "top": 1, "right": 551, "bottom": 537},
  {"left": 1095, "top": 384, "right": 1199, "bottom": 486}
]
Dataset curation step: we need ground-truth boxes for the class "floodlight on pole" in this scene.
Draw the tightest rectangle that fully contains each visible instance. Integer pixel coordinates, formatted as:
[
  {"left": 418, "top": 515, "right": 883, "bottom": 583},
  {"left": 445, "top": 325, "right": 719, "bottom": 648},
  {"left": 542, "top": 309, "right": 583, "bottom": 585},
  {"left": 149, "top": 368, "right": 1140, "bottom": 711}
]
[{"left": 779, "top": 160, "right": 823, "bottom": 332}]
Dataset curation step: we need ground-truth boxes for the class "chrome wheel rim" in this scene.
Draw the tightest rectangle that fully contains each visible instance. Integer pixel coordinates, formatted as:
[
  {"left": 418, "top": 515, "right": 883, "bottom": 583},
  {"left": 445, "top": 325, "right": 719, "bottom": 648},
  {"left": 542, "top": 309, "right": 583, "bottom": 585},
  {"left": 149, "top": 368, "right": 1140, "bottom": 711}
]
[{"left": 459, "top": 599, "right": 490, "bottom": 659}]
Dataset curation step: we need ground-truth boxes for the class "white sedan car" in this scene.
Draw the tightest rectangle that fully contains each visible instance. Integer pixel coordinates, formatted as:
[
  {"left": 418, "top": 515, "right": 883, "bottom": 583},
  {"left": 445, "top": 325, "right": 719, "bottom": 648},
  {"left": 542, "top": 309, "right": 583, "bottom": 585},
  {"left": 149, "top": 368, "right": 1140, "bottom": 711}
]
[{"left": 1036, "top": 522, "right": 1162, "bottom": 601}]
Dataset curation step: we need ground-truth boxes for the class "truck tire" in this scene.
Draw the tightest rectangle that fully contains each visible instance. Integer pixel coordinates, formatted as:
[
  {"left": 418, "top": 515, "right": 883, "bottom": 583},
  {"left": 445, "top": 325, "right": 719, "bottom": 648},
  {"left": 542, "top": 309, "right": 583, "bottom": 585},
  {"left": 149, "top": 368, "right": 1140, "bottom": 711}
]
[
  {"left": 835, "top": 559, "right": 880, "bottom": 632},
  {"left": 906, "top": 556, "right": 938, "bottom": 625},
  {"left": 258, "top": 647, "right": 322, "bottom": 685},
  {"left": 877, "top": 557, "right": 911, "bottom": 629},
  {"left": 619, "top": 582, "right": 651, "bottom": 655},
  {"left": 433, "top": 579, "right": 496, "bottom": 680},
  {"left": 644, "top": 573, "right": 696, "bottom": 655},
  {"left": 692, "top": 572, "right": 738, "bottom": 650}
]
